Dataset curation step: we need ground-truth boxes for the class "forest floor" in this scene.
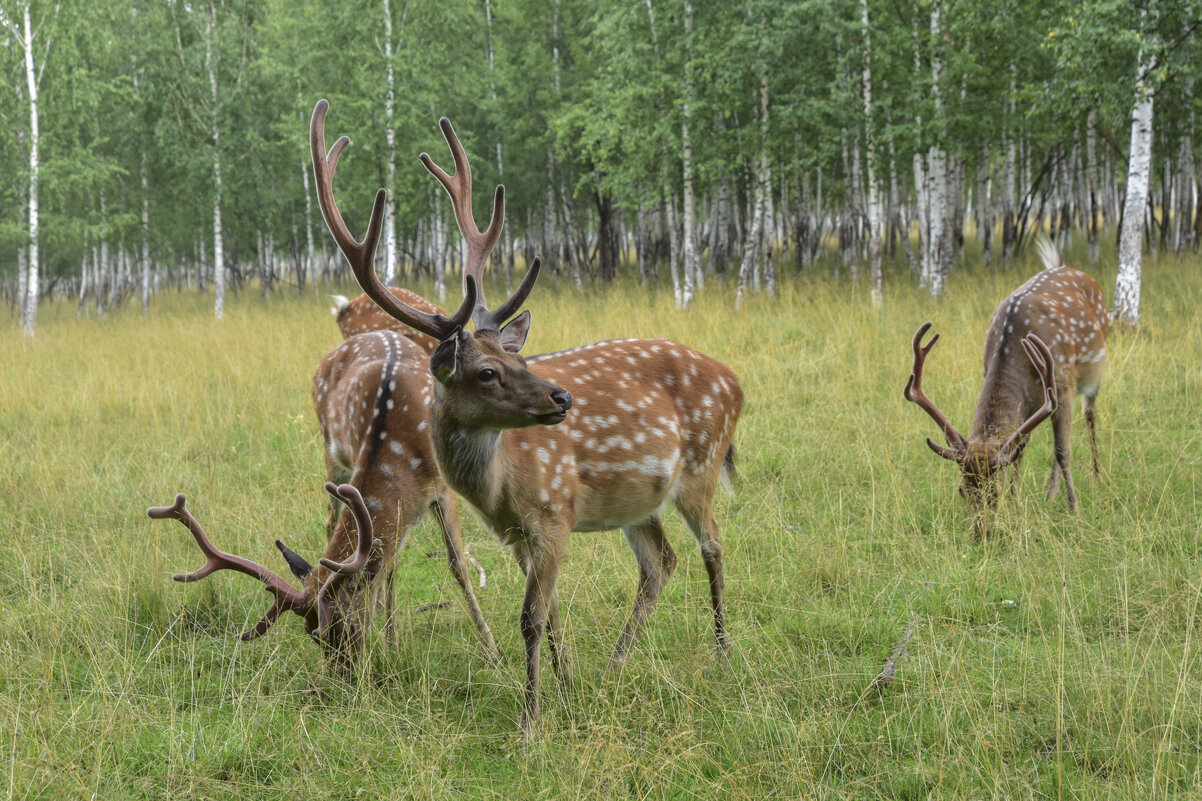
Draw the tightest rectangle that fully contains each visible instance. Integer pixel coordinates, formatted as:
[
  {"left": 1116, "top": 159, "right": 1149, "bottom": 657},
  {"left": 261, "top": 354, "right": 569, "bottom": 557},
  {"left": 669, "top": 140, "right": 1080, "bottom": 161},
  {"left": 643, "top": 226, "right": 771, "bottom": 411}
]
[{"left": 2, "top": 246, "right": 1200, "bottom": 799}]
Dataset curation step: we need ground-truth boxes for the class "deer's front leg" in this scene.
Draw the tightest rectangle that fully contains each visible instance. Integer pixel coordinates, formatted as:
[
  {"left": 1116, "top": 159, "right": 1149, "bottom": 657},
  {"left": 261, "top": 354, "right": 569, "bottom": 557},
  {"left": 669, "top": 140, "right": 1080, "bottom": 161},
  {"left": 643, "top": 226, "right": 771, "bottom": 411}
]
[{"left": 516, "top": 534, "right": 566, "bottom": 733}]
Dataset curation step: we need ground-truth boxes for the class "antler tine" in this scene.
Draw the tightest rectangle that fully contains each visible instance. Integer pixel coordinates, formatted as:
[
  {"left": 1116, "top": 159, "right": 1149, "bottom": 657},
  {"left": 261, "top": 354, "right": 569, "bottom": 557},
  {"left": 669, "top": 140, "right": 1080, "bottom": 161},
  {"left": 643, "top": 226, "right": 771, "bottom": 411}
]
[
  {"left": 315, "top": 483, "right": 381, "bottom": 637},
  {"left": 420, "top": 117, "right": 507, "bottom": 330},
  {"left": 903, "top": 322, "right": 968, "bottom": 452},
  {"left": 148, "top": 493, "right": 309, "bottom": 641},
  {"left": 310, "top": 99, "right": 475, "bottom": 342},
  {"left": 999, "top": 334, "right": 1058, "bottom": 461}
]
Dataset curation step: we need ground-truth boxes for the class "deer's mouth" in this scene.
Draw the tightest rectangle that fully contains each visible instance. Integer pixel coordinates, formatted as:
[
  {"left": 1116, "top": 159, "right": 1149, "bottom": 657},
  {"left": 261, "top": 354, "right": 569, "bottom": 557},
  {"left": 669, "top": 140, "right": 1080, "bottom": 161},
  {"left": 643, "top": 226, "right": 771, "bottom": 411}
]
[{"left": 533, "top": 410, "right": 569, "bottom": 425}]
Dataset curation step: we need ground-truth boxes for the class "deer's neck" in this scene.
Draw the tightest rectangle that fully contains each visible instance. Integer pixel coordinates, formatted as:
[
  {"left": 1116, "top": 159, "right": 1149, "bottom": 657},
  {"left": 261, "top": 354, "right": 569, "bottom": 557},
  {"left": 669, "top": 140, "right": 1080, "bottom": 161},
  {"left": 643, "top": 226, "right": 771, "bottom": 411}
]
[
  {"left": 429, "top": 408, "right": 508, "bottom": 516},
  {"left": 970, "top": 351, "right": 1039, "bottom": 447}
]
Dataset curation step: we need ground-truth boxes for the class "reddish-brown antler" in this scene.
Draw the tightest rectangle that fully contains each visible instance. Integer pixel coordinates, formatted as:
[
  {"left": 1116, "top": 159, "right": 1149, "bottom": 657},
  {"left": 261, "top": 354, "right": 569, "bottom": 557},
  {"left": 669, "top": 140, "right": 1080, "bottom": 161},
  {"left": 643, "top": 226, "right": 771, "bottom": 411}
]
[
  {"left": 904, "top": 322, "right": 968, "bottom": 459},
  {"left": 149, "top": 493, "right": 310, "bottom": 640},
  {"left": 997, "top": 333, "right": 1058, "bottom": 464},
  {"left": 420, "top": 117, "right": 542, "bottom": 332},
  {"left": 310, "top": 99, "right": 476, "bottom": 342},
  {"left": 314, "top": 482, "right": 381, "bottom": 638}
]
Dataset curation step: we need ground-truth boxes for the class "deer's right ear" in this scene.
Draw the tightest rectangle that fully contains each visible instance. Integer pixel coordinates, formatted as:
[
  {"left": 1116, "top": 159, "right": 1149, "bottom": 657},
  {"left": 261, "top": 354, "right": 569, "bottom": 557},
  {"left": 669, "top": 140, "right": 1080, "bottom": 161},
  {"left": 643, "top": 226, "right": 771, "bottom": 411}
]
[
  {"left": 431, "top": 328, "right": 465, "bottom": 383},
  {"left": 275, "top": 540, "right": 313, "bottom": 580},
  {"left": 499, "top": 310, "right": 532, "bottom": 353}
]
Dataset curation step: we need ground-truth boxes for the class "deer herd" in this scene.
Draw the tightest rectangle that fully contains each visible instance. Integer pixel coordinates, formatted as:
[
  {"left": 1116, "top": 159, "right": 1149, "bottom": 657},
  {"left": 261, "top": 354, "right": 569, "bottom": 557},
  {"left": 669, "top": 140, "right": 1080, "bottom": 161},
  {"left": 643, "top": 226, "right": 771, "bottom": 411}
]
[{"left": 148, "top": 99, "right": 1109, "bottom": 732}]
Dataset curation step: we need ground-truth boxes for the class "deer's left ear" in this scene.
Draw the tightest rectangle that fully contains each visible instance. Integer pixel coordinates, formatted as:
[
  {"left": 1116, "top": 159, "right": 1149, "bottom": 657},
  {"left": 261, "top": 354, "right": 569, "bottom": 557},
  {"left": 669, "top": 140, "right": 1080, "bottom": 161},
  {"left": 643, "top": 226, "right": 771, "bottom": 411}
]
[
  {"left": 499, "top": 310, "right": 532, "bottom": 353},
  {"left": 431, "top": 328, "right": 465, "bottom": 383}
]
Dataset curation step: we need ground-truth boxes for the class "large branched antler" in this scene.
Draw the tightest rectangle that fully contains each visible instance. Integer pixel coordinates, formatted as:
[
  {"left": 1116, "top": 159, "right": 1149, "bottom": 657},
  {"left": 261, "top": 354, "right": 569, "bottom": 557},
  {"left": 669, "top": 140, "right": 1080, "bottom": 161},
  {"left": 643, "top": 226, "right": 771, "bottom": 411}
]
[
  {"left": 149, "top": 493, "right": 310, "bottom": 641},
  {"left": 314, "top": 482, "right": 381, "bottom": 638},
  {"left": 421, "top": 117, "right": 542, "bottom": 332},
  {"left": 997, "top": 333, "right": 1058, "bottom": 465},
  {"left": 310, "top": 99, "right": 476, "bottom": 342},
  {"left": 904, "top": 322, "right": 968, "bottom": 460}
]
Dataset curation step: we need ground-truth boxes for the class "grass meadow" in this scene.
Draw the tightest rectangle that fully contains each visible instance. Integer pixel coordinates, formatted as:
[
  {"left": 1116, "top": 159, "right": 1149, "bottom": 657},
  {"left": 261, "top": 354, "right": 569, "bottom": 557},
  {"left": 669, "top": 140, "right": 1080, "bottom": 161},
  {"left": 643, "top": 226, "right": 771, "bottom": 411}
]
[{"left": 1, "top": 246, "right": 1200, "bottom": 799}]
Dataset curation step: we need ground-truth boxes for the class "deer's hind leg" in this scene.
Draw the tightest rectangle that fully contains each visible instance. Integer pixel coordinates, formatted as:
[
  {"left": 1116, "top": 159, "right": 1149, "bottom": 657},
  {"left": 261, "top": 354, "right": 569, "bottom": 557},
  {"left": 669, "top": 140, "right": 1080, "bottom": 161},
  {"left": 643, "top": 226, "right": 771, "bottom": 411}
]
[
  {"left": 432, "top": 493, "right": 500, "bottom": 663},
  {"left": 1082, "top": 389, "right": 1101, "bottom": 479},
  {"left": 610, "top": 518, "right": 677, "bottom": 668},
  {"left": 677, "top": 489, "right": 732, "bottom": 655}
]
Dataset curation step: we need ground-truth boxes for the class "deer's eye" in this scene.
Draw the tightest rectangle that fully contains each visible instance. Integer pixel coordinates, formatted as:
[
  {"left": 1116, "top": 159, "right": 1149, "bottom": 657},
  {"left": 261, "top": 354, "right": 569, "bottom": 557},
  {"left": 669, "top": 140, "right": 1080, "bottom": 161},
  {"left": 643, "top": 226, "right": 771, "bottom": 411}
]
[{"left": 478, "top": 368, "right": 498, "bottom": 382}]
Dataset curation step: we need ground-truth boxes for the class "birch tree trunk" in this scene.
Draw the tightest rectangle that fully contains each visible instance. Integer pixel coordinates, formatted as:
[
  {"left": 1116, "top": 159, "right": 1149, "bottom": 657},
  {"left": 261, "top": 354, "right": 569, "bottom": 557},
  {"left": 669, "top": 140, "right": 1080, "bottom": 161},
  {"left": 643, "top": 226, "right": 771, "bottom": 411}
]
[
  {"left": 1086, "top": 109, "right": 1100, "bottom": 262},
  {"left": 926, "top": 1, "right": 948, "bottom": 298},
  {"left": 680, "top": 0, "right": 698, "bottom": 307},
  {"left": 19, "top": 4, "right": 40, "bottom": 336},
  {"left": 1114, "top": 20, "right": 1157, "bottom": 329},
  {"left": 204, "top": 6, "right": 225, "bottom": 319},
  {"left": 381, "top": 0, "right": 404, "bottom": 285},
  {"left": 1002, "top": 62, "right": 1017, "bottom": 266},
  {"left": 862, "top": 0, "right": 883, "bottom": 307}
]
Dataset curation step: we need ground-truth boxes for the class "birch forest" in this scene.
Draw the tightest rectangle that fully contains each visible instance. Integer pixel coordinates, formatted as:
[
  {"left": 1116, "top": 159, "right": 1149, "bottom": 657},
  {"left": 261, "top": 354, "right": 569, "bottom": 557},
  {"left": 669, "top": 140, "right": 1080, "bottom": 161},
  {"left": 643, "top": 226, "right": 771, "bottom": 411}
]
[{"left": 1, "top": 0, "right": 1198, "bottom": 335}]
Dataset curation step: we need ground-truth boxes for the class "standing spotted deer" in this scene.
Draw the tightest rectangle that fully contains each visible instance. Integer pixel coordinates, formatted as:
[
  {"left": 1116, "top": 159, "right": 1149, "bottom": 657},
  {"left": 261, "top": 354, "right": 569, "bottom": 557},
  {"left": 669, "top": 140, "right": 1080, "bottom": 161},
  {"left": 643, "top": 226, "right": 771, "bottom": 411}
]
[
  {"left": 312, "top": 99, "right": 743, "bottom": 730},
  {"left": 905, "top": 238, "right": 1107, "bottom": 529}
]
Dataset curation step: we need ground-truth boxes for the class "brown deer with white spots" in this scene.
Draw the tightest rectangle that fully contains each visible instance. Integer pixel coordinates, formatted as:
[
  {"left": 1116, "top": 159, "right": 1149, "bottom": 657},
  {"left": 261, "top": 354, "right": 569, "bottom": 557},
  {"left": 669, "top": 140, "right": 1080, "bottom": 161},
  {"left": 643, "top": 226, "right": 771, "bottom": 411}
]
[
  {"left": 311, "top": 99, "right": 743, "bottom": 730},
  {"left": 330, "top": 287, "right": 445, "bottom": 352},
  {"left": 303, "top": 326, "right": 499, "bottom": 660},
  {"left": 150, "top": 329, "right": 502, "bottom": 672},
  {"left": 905, "top": 238, "right": 1107, "bottom": 530}
]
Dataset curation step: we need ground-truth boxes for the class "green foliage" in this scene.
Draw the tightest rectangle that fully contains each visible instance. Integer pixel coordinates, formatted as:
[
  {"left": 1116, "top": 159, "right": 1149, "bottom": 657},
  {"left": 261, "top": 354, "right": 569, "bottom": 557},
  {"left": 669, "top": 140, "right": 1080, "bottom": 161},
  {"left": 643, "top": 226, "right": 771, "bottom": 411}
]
[{"left": 2, "top": 0, "right": 1200, "bottom": 288}]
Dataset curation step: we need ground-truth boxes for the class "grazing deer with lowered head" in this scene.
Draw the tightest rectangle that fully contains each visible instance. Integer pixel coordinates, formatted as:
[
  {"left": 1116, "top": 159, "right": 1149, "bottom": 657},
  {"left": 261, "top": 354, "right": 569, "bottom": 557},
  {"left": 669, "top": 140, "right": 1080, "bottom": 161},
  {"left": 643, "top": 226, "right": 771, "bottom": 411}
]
[
  {"left": 905, "top": 238, "right": 1107, "bottom": 529},
  {"left": 149, "top": 325, "right": 501, "bottom": 672},
  {"left": 330, "top": 288, "right": 444, "bottom": 352},
  {"left": 150, "top": 482, "right": 385, "bottom": 672},
  {"left": 307, "top": 326, "right": 499, "bottom": 659},
  {"left": 311, "top": 99, "right": 743, "bottom": 730}
]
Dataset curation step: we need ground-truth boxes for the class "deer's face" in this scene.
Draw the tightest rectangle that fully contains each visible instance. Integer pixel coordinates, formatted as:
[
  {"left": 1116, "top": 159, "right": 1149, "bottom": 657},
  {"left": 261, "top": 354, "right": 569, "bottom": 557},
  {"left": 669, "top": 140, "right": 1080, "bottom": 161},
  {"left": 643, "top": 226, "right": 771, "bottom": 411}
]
[
  {"left": 430, "top": 328, "right": 572, "bottom": 430},
  {"left": 958, "top": 445, "right": 1004, "bottom": 533},
  {"left": 277, "top": 531, "right": 381, "bottom": 673}
]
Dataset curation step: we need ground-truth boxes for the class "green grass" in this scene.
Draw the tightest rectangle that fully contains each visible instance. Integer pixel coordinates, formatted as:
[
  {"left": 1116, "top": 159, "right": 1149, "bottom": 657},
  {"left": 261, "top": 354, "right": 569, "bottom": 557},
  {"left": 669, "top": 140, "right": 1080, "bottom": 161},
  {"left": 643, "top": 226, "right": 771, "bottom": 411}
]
[{"left": 2, "top": 248, "right": 1200, "bottom": 799}]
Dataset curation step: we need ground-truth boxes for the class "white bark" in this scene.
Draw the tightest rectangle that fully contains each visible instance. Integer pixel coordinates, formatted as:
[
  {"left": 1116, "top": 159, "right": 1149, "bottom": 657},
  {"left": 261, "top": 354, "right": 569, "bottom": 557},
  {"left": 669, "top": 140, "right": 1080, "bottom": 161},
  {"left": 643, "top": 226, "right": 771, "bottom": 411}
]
[
  {"left": 1115, "top": 21, "right": 1157, "bottom": 329},
  {"left": 20, "top": 4, "right": 39, "bottom": 336},
  {"left": 926, "top": 1, "right": 948, "bottom": 298},
  {"left": 862, "top": 0, "right": 883, "bottom": 307},
  {"left": 680, "top": 0, "right": 698, "bottom": 307},
  {"left": 382, "top": 0, "right": 400, "bottom": 285},
  {"left": 204, "top": 7, "right": 224, "bottom": 319}
]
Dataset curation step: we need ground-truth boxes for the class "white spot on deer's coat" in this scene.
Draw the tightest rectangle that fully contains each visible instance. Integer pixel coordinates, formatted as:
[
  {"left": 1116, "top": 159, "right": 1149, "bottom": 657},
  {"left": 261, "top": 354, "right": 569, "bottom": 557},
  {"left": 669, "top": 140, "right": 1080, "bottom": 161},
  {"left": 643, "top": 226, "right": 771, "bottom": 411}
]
[
  {"left": 409, "top": 457, "right": 423, "bottom": 470},
  {"left": 389, "top": 441, "right": 403, "bottom": 455}
]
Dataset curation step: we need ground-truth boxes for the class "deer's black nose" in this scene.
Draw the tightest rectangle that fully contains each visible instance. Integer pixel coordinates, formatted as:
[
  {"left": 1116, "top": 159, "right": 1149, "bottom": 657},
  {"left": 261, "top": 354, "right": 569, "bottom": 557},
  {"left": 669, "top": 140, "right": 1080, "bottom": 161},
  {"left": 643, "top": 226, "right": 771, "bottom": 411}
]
[{"left": 551, "top": 389, "right": 572, "bottom": 411}]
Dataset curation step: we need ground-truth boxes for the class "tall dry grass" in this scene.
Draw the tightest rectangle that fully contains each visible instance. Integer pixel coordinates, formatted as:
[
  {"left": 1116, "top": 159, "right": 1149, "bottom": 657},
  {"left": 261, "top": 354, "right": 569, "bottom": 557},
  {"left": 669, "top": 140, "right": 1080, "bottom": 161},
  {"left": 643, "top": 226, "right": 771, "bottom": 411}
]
[{"left": 1, "top": 247, "right": 1199, "bottom": 798}]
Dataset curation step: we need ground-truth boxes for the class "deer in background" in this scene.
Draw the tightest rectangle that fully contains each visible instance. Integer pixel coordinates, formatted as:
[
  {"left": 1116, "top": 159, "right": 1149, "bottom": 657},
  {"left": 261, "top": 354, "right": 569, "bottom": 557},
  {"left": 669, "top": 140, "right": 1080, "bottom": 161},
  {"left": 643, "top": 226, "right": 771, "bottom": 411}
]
[
  {"left": 905, "top": 238, "right": 1107, "bottom": 530},
  {"left": 312, "top": 99, "right": 743, "bottom": 731},
  {"left": 330, "top": 288, "right": 444, "bottom": 352}
]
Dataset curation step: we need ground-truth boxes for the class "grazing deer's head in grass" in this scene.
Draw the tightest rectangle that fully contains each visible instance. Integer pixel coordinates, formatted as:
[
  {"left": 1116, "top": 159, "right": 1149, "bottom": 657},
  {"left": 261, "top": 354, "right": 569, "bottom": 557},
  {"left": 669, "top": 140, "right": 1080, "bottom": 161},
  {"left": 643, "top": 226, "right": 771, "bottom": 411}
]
[{"left": 149, "top": 482, "right": 382, "bottom": 672}]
